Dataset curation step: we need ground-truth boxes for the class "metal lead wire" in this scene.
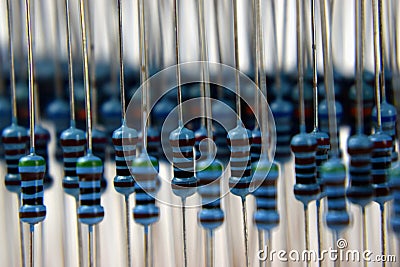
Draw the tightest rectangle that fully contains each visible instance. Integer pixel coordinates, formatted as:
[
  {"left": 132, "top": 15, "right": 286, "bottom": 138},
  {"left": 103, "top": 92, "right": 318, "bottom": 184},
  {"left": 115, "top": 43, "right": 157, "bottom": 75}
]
[
  {"left": 256, "top": 0, "right": 269, "bottom": 157},
  {"left": 79, "top": 0, "right": 93, "bottom": 152},
  {"left": 252, "top": 0, "right": 259, "bottom": 128},
  {"left": 117, "top": 0, "right": 126, "bottom": 120},
  {"left": 355, "top": 0, "right": 365, "bottom": 134},
  {"left": 296, "top": 0, "right": 306, "bottom": 132},
  {"left": 198, "top": 0, "right": 213, "bottom": 153},
  {"left": 30, "top": 226, "right": 34, "bottom": 267},
  {"left": 372, "top": 0, "right": 382, "bottom": 130},
  {"left": 125, "top": 196, "right": 131, "bottom": 267},
  {"left": 65, "top": 0, "right": 76, "bottom": 124},
  {"left": 6, "top": 0, "right": 17, "bottom": 122},
  {"left": 320, "top": 0, "right": 340, "bottom": 157},
  {"left": 242, "top": 199, "right": 249, "bottom": 267},
  {"left": 304, "top": 207, "right": 310, "bottom": 267},
  {"left": 378, "top": 0, "right": 387, "bottom": 102},
  {"left": 173, "top": 0, "right": 183, "bottom": 124},
  {"left": 86, "top": 0, "right": 97, "bottom": 127},
  {"left": 25, "top": 0, "right": 35, "bottom": 153},
  {"left": 232, "top": 0, "right": 242, "bottom": 120},
  {"left": 88, "top": 226, "right": 94, "bottom": 267},
  {"left": 139, "top": 0, "right": 148, "bottom": 148},
  {"left": 311, "top": 0, "right": 319, "bottom": 130}
]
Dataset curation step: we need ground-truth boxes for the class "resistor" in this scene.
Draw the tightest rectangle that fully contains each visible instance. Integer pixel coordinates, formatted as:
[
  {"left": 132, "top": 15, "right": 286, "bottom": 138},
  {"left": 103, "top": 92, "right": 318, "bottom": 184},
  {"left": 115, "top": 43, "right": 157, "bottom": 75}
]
[
  {"left": 228, "top": 124, "right": 252, "bottom": 197},
  {"left": 77, "top": 153, "right": 105, "bottom": 226},
  {"left": 147, "top": 125, "right": 160, "bottom": 160},
  {"left": 60, "top": 126, "right": 86, "bottom": 198},
  {"left": 2, "top": 124, "right": 29, "bottom": 194},
  {"left": 195, "top": 125, "right": 207, "bottom": 161},
  {"left": 318, "top": 98, "right": 341, "bottom": 157},
  {"left": 270, "top": 98, "right": 294, "bottom": 163},
  {"left": 253, "top": 160, "right": 280, "bottom": 232},
  {"left": 369, "top": 131, "right": 392, "bottom": 205},
  {"left": 310, "top": 130, "right": 330, "bottom": 196},
  {"left": 372, "top": 101, "right": 398, "bottom": 162},
  {"left": 0, "top": 95, "right": 12, "bottom": 158},
  {"left": 19, "top": 153, "right": 47, "bottom": 225},
  {"left": 112, "top": 124, "right": 137, "bottom": 196},
  {"left": 170, "top": 125, "right": 198, "bottom": 199},
  {"left": 196, "top": 158, "right": 224, "bottom": 231},
  {"left": 92, "top": 128, "right": 107, "bottom": 192},
  {"left": 321, "top": 158, "right": 350, "bottom": 233},
  {"left": 346, "top": 134, "right": 374, "bottom": 208},
  {"left": 132, "top": 153, "right": 160, "bottom": 227},
  {"left": 250, "top": 127, "right": 261, "bottom": 163},
  {"left": 290, "top": 133, "right": 320, "bottom": 205},
  {"left": 349, "top": 83, "right": 374, "bottom": 135}
]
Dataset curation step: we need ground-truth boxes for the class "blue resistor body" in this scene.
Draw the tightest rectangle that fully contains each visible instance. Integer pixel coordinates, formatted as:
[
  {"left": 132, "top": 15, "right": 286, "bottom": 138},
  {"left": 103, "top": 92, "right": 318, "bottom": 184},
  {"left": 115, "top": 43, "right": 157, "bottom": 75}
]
[
  {"left": 369, "top": 131, "right": 392, "bottom": 206},
  {"left": 196, "top": 158, "right": 225, "bottom": 230},
  {"left": 389, "top": 163, "right": 400, "bottom": 236},
  {"left": 228, "top": 123, "right": 252, "bottom": 197},
  {"left": 0, "top": 96, "right": 12, "bottom": 158},
  {"left": 2, "top": 124, "right": 28, "bottom": 193},
  {"left": 169, "top": 126, "right": 198, "bottom": 199},
  {"left": 270, "top": 98, "right": 294, "bottom": 163},
  {"left": 349, "top": 83, "right": 374, "bottom": 135},
  {"left": 372, "top": 101, "right": 397, "bottom": 162},
  {"left": 346, "top": 134, "right": 374, "bottom": 208},
  {"left": 318, "top": 99, "right": 343, "bottom": 134},
  {"left": 251, "top": 127, "right": 261, "bottom": 164},
  {"left": 212, "top": 98, "right": 234, "bottom": 164},
  {"left": 318, "top": 99, "right": 342, "bottom": 157},
  {"left": 112, "top": 123, "right": 138, "bottom": 196},
  {"left": 0, "top": 96, "right": 11, "bottom": 131},
  {"left": 132, "top": 153, "right": 160, "bottom": 227},
  {"left": 100, "top": 97, "right": 122, "bottom": 139},
  {"left": 252, "top": 159, "right": 280, "bottom": 232},
  {"left": 147, "top": 125, "right": 160, "bottom": 160},
  {"left": 321, "top": 158, "right": 350, "bottom": 233},
  {"left": 92, "top": 128, "right": 108, "bottom": 192},
  {"left": 19, "top": 153, "right": 47, "bottom": 225},
  {"left": 60, "top": 126, "right": 86, "bottom": 198},
  {"left": 309, "top": 129, "right": 330, "bottom": 198},
  {"left": 77, "top": 153, "right": 105, "bottom": 225},
  {"left": 290, "top": 133, "right": 320, "bottom": 205},
  {"left": 46, "top": 98, "right": 70, "bottom": 162},
  {"left": 195, "top": 126, "right": 207, "bottom": 161},
  {"left": 34, "top": 125, "right": 53, "bottom": 190}
]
